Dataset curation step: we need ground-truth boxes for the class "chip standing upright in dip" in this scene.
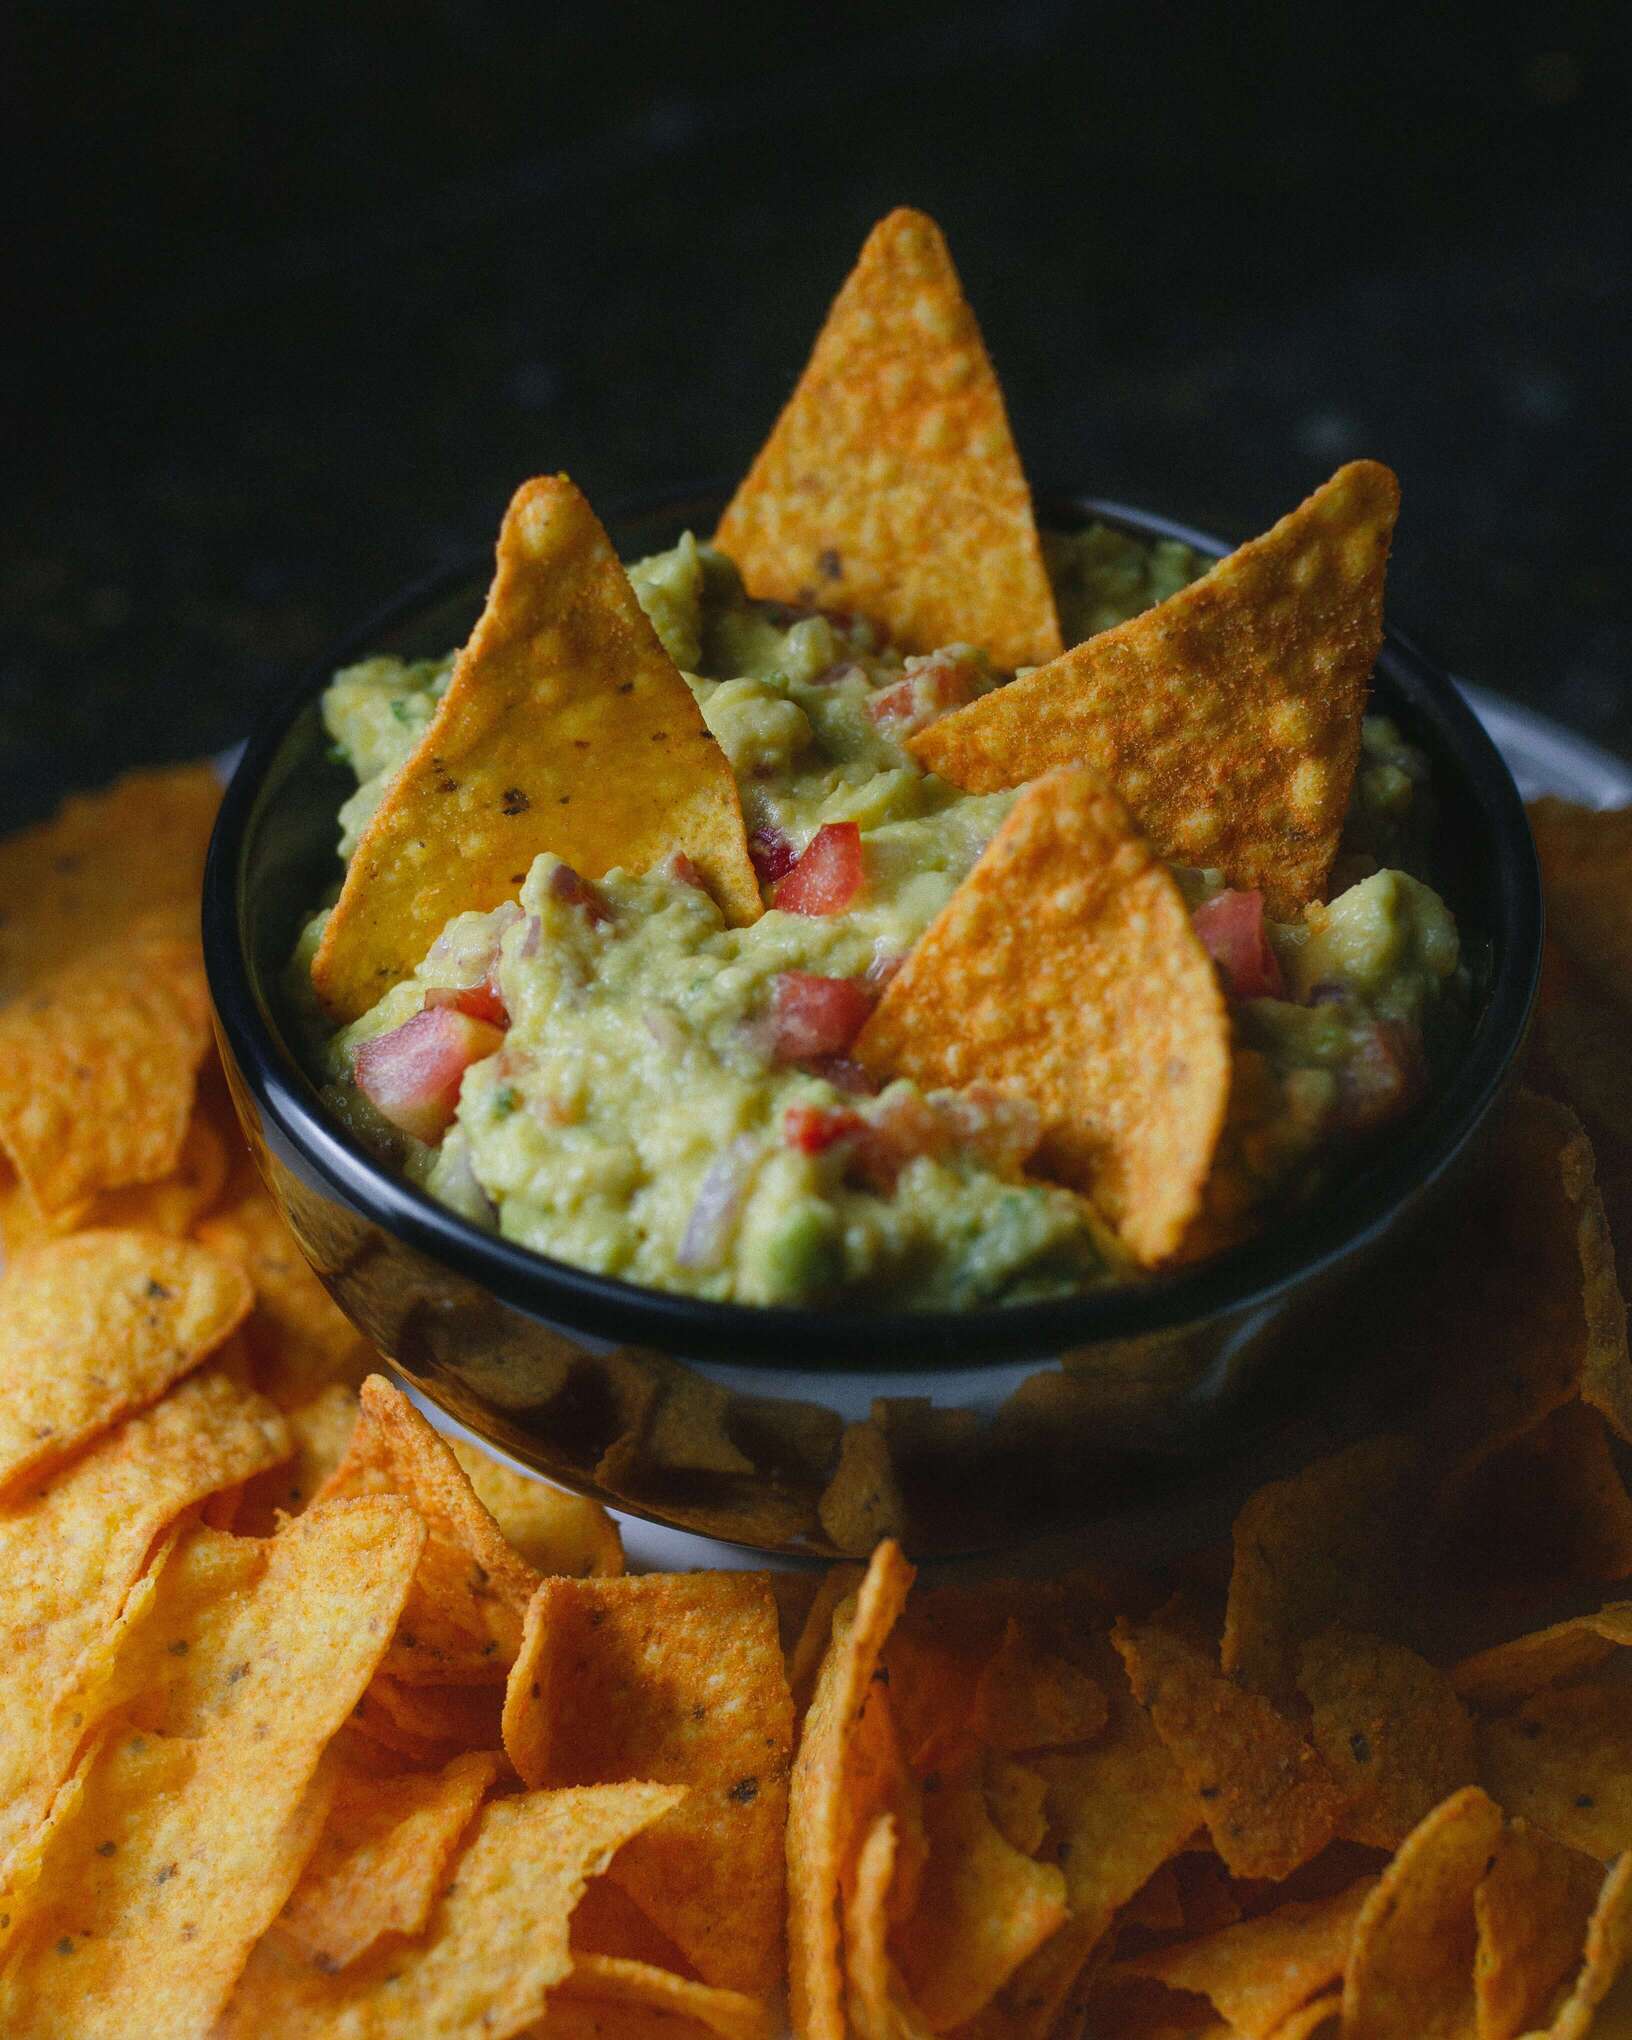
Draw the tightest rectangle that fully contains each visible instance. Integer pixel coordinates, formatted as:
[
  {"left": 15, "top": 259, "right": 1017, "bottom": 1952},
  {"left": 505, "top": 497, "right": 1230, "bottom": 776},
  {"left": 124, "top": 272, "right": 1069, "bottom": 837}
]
[{"left": 295, "top": 209, "right": 1470, "bottom": 1310}]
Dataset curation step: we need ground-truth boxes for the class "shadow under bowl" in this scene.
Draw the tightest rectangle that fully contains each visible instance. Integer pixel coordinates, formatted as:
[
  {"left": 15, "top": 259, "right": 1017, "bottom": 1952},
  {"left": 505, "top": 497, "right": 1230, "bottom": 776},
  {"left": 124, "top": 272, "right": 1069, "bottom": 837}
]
[{"left": 202, "top": 489, "right": 1542, "bottom": 1557}]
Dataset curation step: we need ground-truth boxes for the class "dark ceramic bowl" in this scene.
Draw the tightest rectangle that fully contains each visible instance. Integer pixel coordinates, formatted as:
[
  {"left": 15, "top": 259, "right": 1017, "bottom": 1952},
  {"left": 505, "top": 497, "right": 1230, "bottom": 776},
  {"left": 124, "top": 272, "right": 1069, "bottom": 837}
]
[{"left": 203, "top": 489, "right": 1542, "bottom": 1557}]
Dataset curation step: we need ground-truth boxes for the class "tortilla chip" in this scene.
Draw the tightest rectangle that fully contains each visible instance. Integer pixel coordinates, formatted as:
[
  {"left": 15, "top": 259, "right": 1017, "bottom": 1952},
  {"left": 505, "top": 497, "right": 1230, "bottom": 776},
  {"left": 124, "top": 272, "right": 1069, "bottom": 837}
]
[
  {"left": 788, "top": 1563, "right": 865, "bottom": 1713},
  {"left": 0, "top": 1229, "right": 253, "bottom": 1495},
  {"left": 447, "top": 1436, "right": 624, "bottom": 1579},
  {"left": 892, "top": 1777, "right": 1068, "bottom": 2029},
  {"left": 788, "top": 1539, "right": 916, "bottom": 2040},
  {"left": 1474, "top": 1820, "right": 1603, "bottom": 2040},
  {"left": 0, "top": 1365, "right": 288, "bottom": 1871},
  {"left": 312, "top": 474, "right": 760, "bottom": 1020},
  {"left": 1540, "top": 1853, "right": 1632, "bottom": 2040},
  {"left": 232, "top": 1380, "right": 363, "bottom": 1535},
  {"left": 1450, "top": 1602, "right": 1632, "bottom": 1712},
  {"left": 278, "top": 1747, "right": 501, "bottom": 1970},
  {"left": 0, "top": 1109, "right": 229, "bottom": 1255},
  {"left": 0, "top": 763, "right": 221, "bottom": 1005},
  {"left": 195, "top": 1169, "right": 373, "bottom": 1408},
  {"left": 561, "top": 1955, "right": 773, "bottom": 2040},
  {"left": 0, "top": 1497, "right": 423, "bottom": 2037},
  {"left": 1115, "top": 1877, "right": 1376, "bottom": 2039},
  {"left": 818, "top": 1417, "right": 908, "bottom": 1555},
  {"left": 1112, "top": 1612, "right": 1346, "bottom": 1881},
  {"left": 714, "top": 208, "right": 1060, "bottom": 672},
  {"left": 912, "top": 461, "right": 1398, "bottom": 915},
  {"left": 0, "top": 913, "right": 210, "bottom": 1214},
  {"left": 844, "top": 1814, "right": 935, "bottom": 2040},
  {"left": 218, "top": 1781, "right": 684, "bottom": 2037},
  {"left": 855, "top": 766, "right": 1230, "bottom": 1264},
  {"left": 318, "top": 1374, "right": 540, "bottom": 1681},
  {"left": 1267, "top": 1993, "right": 1342, "bottom": 2040},
  {"left": 1073, "top": 1974, "right": 1230, "bottom": 2039},
  {"left": 1528, "top": 800, "right": 1632, "bottom": 1012},
  {"left": 1222, "top": 1433, "right": 1422, "bottom": 1697},
  {"left": 983, "top": 1754, "right": 1050, "bottom": 1858},
  {"left": 501, "top": 1570, "right": 792, "bottom": 1997},
  {"left": 1021, "top": 1645, "right": 1201, "bottom": 2030},
  {"left": 1478, "top": 1683, "right": 1632, "bottom": 1861},
  {"left": 974, "top": 1619, "right": 1108, "bottom": 1755},
  {"left": 1296, "top": 1628, "right": 1477, "bottom": 1850},
  {"left": 1341, "top": 1785, "right": 1504, "bottom": 2040}
]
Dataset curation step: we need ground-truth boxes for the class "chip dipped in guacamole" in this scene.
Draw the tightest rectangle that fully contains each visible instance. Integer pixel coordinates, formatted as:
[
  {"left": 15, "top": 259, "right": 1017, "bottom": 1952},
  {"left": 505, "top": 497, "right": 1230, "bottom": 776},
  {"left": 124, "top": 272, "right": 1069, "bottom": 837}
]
[{"left": 292, "top": 211, "right": 1470, "bottom": 1310}]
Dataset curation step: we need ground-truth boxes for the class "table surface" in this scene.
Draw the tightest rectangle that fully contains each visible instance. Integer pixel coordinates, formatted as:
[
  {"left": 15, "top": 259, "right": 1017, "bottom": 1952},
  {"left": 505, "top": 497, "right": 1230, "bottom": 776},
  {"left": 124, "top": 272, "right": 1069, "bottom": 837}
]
[{"left": 5, "top": 4, "right": 1631, "bottom": 829}]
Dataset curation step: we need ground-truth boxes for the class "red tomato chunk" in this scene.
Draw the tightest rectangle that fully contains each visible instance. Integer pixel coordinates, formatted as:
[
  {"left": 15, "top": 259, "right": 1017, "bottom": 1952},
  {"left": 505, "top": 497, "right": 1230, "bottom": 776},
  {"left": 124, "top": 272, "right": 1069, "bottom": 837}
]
[
  {"left": 748, "top": 824, "right": 798, "bottom": 885},
  {"left": 424, "top": 978, "right": 510, "bottom": 1029},
  {"left": 1192, "top": 889, "right": 1285, "bottom": 1001},
  {"left": 1336, "top": 1019, "right": 1424, "bottom": 1132},
  {"left": 774, "top": 822, "right": 864, "bottom": 916},
  {"left": 866, "top": 651, "right": 982, "bottom": 737},
  {"left": 354, "top": 1007, "right": 506, "bottom": 1144},
  {"left": 767, "top": 972, "right": 874, "bottom": 1062},
  {"left": 784, "top": 1103, "right": 864, "bottom": 1154}
]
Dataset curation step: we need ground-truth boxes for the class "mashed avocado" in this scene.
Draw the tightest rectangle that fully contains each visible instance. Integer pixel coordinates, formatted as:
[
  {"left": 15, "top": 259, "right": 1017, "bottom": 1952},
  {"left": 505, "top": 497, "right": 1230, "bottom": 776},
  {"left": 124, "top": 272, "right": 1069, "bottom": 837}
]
[{"left": 301, "top": 526, "right": 1467, "bottom": 1307}]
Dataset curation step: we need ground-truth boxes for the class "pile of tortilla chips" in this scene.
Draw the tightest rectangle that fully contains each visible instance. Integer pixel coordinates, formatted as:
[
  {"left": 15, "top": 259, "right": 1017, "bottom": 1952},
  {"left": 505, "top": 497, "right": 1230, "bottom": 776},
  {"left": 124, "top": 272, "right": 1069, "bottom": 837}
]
[{"left": 3, "top": 774, "right": 1631, "bottom": 2040}]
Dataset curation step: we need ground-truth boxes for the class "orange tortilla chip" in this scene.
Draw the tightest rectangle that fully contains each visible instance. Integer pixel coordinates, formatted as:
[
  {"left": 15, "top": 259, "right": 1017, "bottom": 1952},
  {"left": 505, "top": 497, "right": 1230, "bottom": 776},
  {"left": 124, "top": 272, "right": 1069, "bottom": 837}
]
[
  {"left": 318, "top": 1374, "right": 540, "bottom": 1680},
  {"left": 217, "top": 1781, "right": 684, "bottom": 2037},
  {"left": 232, "top": 1379, "right": 363, "bottom": 1535},
  {"left": 983, "top": 1754, "right": 1050, "bottom": 1858},
  {"left": 1451, "top": 1602, "right": 1632, "bottom": 1712},
  {"left": 788, "top": 1538, "right": 916, "bottom": 2040},
  {"left": 1112, "top": 1611, "right": 1347, "bottom": 1881},
  {"left": 1541, "top": 1853, "right": 1632, "bottom": 2040},
  {"left": 892, "top": 1776, "right": 1068, "bottom": 2029},
  {"left": 195, "top": 1167, "right": 373, "bottom": 1408},
  {"left": 0, "top": 912, "right": 210, "bottom": 1214},
  {"left": 0, "top": 763, "right": 221, "bottom": 1005},
  {"left": 0, "top": 1364, "right": 288, "bottom": 1870},
  {"left": 0, "top": 1229, "right": 253, "bottom": 1495},
  {"left": 448, "top": 1435, "right": 624, "bottom": 1579},
  {"left": 0, "top": 1498, "right": 423, "bottom": 2038},
  {"left": 855, "top": 766, "right": 1230, "bottom": 1264},
  {"left": 1474, "top": 1820, "right": 1603, "bottom": 2040},
  {"left": 1478, "top": 1683, "right": 1632, "bottom": 1862},
  {"left": 1115, "top": 1877, "right": 1376, "bottom": 2039},
  {"left": 1296, "top": 1627, "right": 1477, "bottom": 1851},
  {"left": 312, "top": 474, "right": 760, "bottom": 1020},
  {"left": 278, "top": 1747, "right": 501, "bottom": 1970},
  {"left": 0, "top": 1108, "right": 228, "bottom": 1254},
  {"left": 561, "top": 1954, "right": 773, "bottom": 2040},
  {"left": 501, "top": 1569, "right": 792, "bottom": 1997},
  {"left": 714, "top": 208, "right": 1060, "bottom": 672},
  {"left": 973, "top": 1616, "right": 1109, "bottom": 1752},
  {"left": 1528, "top": 799, "right": 1632, "bottom": 1013},
  {"left": 844, "top": 1814, "right": 934, "bottom": 2040},
  {"left": 1341, "top": 1785, "right": 1504, "bottom": 2040},
  {"left": 1222, "top": 1433, "right": 1423, "bottom": 1698},
  {"left": 911, "top": 461, "right": 1399, "bottom": 916}
]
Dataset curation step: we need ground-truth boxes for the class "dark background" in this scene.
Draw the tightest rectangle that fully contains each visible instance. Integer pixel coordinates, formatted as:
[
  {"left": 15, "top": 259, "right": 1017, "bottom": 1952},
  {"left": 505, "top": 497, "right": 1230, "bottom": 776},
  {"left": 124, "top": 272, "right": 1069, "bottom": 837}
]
[{"left": 5, "top": 1, "right": 1629, "bottom": 825}]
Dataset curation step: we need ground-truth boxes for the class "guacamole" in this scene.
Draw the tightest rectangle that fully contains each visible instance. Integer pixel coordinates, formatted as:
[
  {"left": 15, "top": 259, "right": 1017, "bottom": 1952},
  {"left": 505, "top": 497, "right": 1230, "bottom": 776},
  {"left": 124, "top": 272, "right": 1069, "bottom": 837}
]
[{"left": 298, "top": 526, "right": 1466, "bottom": 1308}]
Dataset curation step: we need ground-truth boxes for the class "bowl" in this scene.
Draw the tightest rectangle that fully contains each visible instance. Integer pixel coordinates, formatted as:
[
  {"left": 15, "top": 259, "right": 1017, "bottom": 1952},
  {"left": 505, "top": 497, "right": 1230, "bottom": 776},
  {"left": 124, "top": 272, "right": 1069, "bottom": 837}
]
[{"left": 202, "top": 488, "right": 1542, "bottom": 1557}]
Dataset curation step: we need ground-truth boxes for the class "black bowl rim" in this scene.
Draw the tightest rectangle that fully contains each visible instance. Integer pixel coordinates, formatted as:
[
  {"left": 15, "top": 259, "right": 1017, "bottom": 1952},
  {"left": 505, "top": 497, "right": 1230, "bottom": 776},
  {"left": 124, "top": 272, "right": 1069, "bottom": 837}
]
[{"left": 203, "top": 487, "right": 1543, "bottom": 1370}]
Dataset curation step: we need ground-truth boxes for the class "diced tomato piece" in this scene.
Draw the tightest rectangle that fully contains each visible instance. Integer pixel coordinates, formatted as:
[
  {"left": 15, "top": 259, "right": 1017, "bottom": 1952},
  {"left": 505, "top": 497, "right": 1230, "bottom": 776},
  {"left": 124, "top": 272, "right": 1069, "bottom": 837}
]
[
  {"left": 774, "top": 822, "right": 864, "bottom": 916},
  {"left": 1192, "top": 889, "right": 1285, "bottom": 1001},
  {"left": 664, "top": 851, "right": 707, "bottom": 891},
  {"left": 548, "top": 862, "right": 612, "bottom": 924},
  {"left": 354, "top": 1007, "right": 506, "bottom": 1145},
  {"left": 767, "top": 972, "right": 874, "bottom": 1062},
  {"left": 424, "top": 978, "right": 510, "bottom": 1029},
  {"left": 748, "top": 824, "right": 797, "bottom": 885},
  {"left": 784, "top": 1103, "right": 864, "bottom": 1154},
  {"left": 866, "top": 652, "right": 981, "bottom": 737},
  {"left": 1335, "top": 1019, "right": 1424, "bottom": 1134}
]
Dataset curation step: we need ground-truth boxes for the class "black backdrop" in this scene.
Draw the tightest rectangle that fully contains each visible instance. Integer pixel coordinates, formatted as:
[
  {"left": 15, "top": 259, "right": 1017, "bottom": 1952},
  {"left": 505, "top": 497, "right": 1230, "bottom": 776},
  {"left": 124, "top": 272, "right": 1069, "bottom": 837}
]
[{"left": 5, "top": 1, "right": 1630, "bottom": 823}]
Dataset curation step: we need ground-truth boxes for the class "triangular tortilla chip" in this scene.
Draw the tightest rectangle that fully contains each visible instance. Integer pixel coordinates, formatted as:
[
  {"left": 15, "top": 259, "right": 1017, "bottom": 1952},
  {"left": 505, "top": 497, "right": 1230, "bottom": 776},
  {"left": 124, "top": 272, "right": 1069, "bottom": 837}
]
[
  {"left": 714, "top": 208, "right": 1060, "bottom": 671},
  {"left": 911, "top": 461, "right": 1400, "bottom": 916},
  {"left": 854, "top": 766, "right": 1230, "bottom": 1264},
  {"left": 312, "top": 475, "right": 761, "bottom": 1020}
]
